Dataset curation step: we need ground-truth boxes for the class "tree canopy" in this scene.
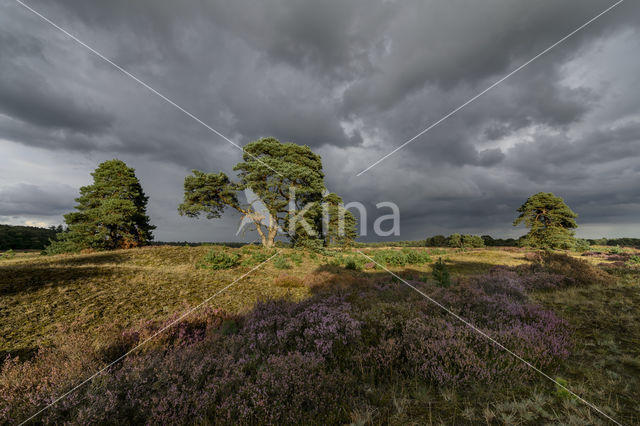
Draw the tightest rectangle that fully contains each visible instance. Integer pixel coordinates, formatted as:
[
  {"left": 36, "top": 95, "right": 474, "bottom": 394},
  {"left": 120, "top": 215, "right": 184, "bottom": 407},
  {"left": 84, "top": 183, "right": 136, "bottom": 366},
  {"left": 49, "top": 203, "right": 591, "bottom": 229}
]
[
  {"left": 47, "top": 159, "right": 155, "bottom": 253},
  {"left": 513, "top": 192, "right": 577, "bottom": 249},
  {"left": 179, "top": 137, "right": 356, "bottom": 247}
]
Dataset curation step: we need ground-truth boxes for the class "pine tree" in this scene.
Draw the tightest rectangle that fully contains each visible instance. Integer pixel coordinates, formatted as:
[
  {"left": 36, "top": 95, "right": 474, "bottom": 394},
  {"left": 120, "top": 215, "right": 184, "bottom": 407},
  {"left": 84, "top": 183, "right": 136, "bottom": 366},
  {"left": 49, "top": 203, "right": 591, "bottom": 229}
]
[
  {"left": 323, "top": 193, "right": 357, "bottom": 247},
  {"left": 513, "top": 192, "right": 577, "bottom": 249},
  {"left": 179, "top": 137, "right": 355, "bottom": 248},
  {"left": 47, "top": 160, "right": 155, "bottom": 253}
]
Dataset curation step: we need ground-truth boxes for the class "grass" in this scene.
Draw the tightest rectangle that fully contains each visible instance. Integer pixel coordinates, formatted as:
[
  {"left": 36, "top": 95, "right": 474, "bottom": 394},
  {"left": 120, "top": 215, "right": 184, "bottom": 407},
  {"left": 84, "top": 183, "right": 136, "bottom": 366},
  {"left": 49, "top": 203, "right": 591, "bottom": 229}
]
[{"left": 1, "top": 245, "right": 638, "bottom": 424}]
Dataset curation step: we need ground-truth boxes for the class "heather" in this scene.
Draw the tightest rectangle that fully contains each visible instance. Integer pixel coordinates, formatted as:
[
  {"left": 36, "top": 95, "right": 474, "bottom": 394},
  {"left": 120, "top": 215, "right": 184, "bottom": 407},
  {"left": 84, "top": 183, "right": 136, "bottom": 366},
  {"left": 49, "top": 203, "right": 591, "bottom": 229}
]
[
  {"left": 2, "top": 256, "right": 574, "bottom": 424},
  {"left": 1, "top": 245, "right": 637, "bottom": 424}
]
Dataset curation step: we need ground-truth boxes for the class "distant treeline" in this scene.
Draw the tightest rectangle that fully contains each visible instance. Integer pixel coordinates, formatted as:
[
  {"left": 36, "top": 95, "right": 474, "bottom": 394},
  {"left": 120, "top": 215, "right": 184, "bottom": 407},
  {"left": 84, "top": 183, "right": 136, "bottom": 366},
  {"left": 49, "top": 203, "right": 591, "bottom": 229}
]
[
  {"left": 358, "top": 235, "right": 640, "bottom": 248},
  {"left": 150, "top": 241, "right": 255, "bottom": 248},
  {"left": 587, "top": 238, "right": 640, "bottom": 248},
  {"left": 0, "top": 224, "right": 62, "bottom": 250}
]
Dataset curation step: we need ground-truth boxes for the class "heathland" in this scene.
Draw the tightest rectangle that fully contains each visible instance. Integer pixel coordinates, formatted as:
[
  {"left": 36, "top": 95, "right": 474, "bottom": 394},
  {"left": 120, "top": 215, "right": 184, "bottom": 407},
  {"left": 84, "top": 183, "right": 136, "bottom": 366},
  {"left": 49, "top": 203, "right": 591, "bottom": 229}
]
[{"left": 1, "top": 245, "right": 639, "bottom": 424}]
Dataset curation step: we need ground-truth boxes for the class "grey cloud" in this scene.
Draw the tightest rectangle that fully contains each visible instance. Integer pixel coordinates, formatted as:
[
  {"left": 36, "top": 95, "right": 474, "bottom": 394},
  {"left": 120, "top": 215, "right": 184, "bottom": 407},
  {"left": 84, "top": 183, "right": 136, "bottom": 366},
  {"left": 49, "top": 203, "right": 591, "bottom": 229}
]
[
  {"left": 1, "top": 0, "right": 639, "bottom": 240},
  {"left": 0, "top": 183, "right": 76, "bottom": 217}
]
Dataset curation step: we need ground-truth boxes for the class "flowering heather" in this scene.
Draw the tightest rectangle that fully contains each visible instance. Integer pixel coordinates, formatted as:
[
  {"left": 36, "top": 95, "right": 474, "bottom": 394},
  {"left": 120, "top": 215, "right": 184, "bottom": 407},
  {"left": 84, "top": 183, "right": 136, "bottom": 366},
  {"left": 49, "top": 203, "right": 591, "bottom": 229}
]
[
  {"left": 1, "top": 255, "right": 581, "bottom": 424},
  {"left": 243, "top": 296, "right": 362, "bottom": 360}
]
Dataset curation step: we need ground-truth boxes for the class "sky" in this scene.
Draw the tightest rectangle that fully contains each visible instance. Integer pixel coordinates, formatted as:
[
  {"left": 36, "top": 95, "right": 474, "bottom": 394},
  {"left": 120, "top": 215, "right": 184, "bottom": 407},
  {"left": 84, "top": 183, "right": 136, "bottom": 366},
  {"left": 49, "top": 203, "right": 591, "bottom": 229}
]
[{"left": 1, "top": 0, "right": 639, "bottom": 242}]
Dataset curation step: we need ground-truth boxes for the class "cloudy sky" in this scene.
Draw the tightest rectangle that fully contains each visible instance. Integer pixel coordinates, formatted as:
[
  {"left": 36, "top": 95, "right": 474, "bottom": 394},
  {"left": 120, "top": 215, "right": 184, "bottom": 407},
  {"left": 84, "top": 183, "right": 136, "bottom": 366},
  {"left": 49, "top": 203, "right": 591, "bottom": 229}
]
[{"left": 1, "top": 0, "right": 639, "bottom": 242}]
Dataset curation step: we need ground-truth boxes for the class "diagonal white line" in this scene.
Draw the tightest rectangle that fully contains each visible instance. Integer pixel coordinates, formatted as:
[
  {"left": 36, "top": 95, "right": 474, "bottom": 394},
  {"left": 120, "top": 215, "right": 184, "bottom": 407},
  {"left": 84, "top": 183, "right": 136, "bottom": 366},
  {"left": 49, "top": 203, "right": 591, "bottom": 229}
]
[
  {"left": 356, "top": 251, "right": 623, "bottom": 425},
  {"left": 356, "top": 0, "right": 626, "bottom": 176},
  {"left": 18, "top": 251, "right": 280, "bottom": 426},
  {"left": 14, "top": 0, "right": 284, "bottom": 178}
]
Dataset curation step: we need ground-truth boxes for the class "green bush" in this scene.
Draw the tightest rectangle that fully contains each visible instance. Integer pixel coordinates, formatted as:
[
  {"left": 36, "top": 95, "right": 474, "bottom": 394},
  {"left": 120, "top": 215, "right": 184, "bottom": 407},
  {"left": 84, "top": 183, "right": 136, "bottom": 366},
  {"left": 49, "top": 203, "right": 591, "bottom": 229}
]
[
  {"left": 448, "top": 234, "right": 462, "bottom": 248},
  {"left": 198, "top": 250, "right": 241, "bottom": 270},
  {"left": 402, "top": 248, "right": 432, "bottom": 264},
  {"left": 1, "top": 249, "right": 16, "bottom": 260},
  {"left": 461, "top": 234, "right": 485, "bottom": 248},
  {"left": 432, "top": 258, "right": 451, "bottom": 287},
  {"left": 574, "top": 238, "right": 591, "bottom": 252},
  {"left": 344, "top": 256, "right": 365, "bottom": 271},
  {"left": 555, "top": 377, "right": 577, "bottom": 400},
  {"left": 373, "top": 250, "right": 406, "bottom": 267},
  {"left": 627, "top": 255, "right": 640, "bottom": 266},
  {"left": 289, "top": 252, "right": 304, "bottom": 265},
  {"left": 608, "top": 245, "right": 623, "bottom": 254},
  {"left": 273, "top": 256, "right": 292, "bottom": 269},
  {"left": 241, "top": 250, "right": 275, "bottom": 266}
]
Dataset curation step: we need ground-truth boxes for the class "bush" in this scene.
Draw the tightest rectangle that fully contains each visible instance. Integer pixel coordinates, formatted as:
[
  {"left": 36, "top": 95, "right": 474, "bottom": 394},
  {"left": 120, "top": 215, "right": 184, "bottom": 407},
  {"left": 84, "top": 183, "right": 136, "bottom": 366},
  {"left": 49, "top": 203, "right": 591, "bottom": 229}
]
[
  {"left": 241, "top": 249, "right": 275, "bottom": 266},
  {"left": 432, "top": 258, "right": 451, "bottom": 287},
  {"left": 289, "top": 252, "right": 304, "bottom": 265},
  {"left": 402, "top": 248, "right": 432, "bottom": 265},
  {"left": 448, "top": 234, "right": 462, "bottom": 248},
  {"left": 273, "top": 256, "right": 292, "bottom": 269},
  {"left": 344, "top": 256, "right": 365, "bottom": 271},
  {"left": 573, "top": 238, "right": 590, "bottom": 252},
  {"left": 461, "top": 235, "right": 485, "bottom": 248},
  {"left": 197, "top": 250, "right": 241, "bottom": 270},
  {"left": 608, "top": 245, "right": 623, "bottom": 254},
  {"left": 626, "top": 255, "right": 640, "bottom": 266},
  {"left": 0, "top": 249, "right": 15, "bottom": 260}
]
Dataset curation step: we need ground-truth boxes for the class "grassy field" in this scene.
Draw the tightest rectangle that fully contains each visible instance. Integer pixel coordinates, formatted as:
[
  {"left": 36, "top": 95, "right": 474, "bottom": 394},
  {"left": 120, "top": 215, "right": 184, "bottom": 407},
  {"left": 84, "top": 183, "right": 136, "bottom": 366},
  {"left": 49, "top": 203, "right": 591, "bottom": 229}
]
[{"left": 1, "top": 245, "right": 639, "bottom": 424}]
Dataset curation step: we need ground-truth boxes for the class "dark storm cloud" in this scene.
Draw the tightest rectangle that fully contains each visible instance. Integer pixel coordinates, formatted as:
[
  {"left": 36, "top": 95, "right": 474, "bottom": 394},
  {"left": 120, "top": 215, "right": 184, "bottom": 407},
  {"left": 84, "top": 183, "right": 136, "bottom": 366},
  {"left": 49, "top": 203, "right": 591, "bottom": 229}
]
[
  {"left": 1, "top": 0, "right": 639, "bottom": 240},
  {"left": 0, "top": 183, "right": 76, "bottom": 217}
]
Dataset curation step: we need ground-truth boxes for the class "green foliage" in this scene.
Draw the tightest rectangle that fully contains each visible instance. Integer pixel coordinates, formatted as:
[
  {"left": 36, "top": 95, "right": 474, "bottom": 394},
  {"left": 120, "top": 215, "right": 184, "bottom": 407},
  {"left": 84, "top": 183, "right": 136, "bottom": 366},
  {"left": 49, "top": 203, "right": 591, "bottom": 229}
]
[
  {"left": 626, "top": 255, "right": 640, "bottom": 266},
  {"left": 241, "top": 250, "right": 275, "bottom": 266},
  {"left": 554, "top": 377, "right": 577, "bottom": 400},
  {"left": 294, "top": 237, "right": 324, "bottom": 252},
  {"left": 462, "top": 234, "right": 485, "bottom": 248},
  {"left": 402, "top": 248, "right": 432, "bottom": 264},
  {"left": 0, "top": 224, "right": 59, "bottom": 250},
  {"left": 179, "top": 138, "right": 356, "bottom": 248},
  {"left": 46, "top": 160, "right": 154, "bottom": 254},
  {"left": 344, "top": 256, "right": 366, "bottom": 271},
  {"left": 574, "top": 238, "right": 591, "bottom": 253},
  {"left": 607, "top": 245, "right": 623, "bottom": 254},
  {"left": 514, "top": 192, "right": 578, "bottom": 249},
  {"left": 448, "top": 233, "right": 462, "bottom": 248},
  {"left": 273, "top": 256, "right": 292, "bottom": 269},
  {"left": 432, "top": 258, "right": 451, "bottom": 287},
  {"left": 198, "top": 250, "right": 241, "bottom": 270},
  {"left": 371, "top": 249, "right": 432, "bottom": 267},
  {"left": 289, "top": 252, "right": 304, "bottom": 265},
  {"left": 1, "top": 249, "right": 16, "bottom": 260},
  {"left": 323, "top": 193, "right": 357, "bottom": 247},
  {"left": 425, "top": 235, "right": 447, "bottom": 247}
]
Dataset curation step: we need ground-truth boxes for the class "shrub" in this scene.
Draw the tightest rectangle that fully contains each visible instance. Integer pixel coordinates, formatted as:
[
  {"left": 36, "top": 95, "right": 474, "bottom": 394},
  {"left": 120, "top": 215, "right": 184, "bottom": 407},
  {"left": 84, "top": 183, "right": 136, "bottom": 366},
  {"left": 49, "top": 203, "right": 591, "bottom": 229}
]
[
  {"left": 198, "top": 250, "right": 240, "bottom": 270},
  {"left": 573, "top": 238, "right": 591, "bottom": 252},
  {"left": 373, "top": 250, "right": 410, "bottom": 267},
  {"left": 432, "top": 258, "right": 451, "bottom": 287},
  {"left": 626, "top": 255, "right": 640, "bottom": 265},
  {"left": 448, "top": 233, "right": 462, "bottom": 248},
  {"left": 272, "top": 256, "right": 291, "bottom": 269},
  {"left": 0, "top": 249, "right": 15, "bottom": 260},
  {"left": 241, "top": 249, "right": 274, "bottom": 266},
  {"left": 608, "top": 245, "right": 623, "bottom": 254},
  {"left": 402, "top": 248, "right": 432, "bottom": 265},
  {"left": 461, "top": 235, "right": 485, "bottom": 248},
  {"left": 289, "top": 252, "right": 304, "bottom": 265}
]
